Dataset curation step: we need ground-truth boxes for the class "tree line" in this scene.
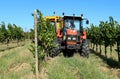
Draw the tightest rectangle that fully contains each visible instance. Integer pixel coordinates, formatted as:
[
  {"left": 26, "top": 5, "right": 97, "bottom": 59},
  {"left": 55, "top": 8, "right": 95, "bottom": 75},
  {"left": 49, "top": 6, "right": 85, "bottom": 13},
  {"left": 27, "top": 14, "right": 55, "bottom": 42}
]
[
  {"left": 87, "top": 16, "right": 120, "bottom": 61},
  {"left": 0, "top": 21, "right": 31, "bottom": 44}
]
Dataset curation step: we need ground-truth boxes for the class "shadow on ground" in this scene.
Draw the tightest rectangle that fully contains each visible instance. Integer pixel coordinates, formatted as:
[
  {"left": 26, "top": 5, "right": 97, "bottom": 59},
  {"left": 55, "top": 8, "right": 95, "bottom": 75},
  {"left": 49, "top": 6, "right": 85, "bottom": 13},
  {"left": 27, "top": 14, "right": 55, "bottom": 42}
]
[
  {"left": 0, "top": 44, "right": 25, "bottom": 52},
  {"left": 90, "top": 49, "right": 120, "bottom": 69}
]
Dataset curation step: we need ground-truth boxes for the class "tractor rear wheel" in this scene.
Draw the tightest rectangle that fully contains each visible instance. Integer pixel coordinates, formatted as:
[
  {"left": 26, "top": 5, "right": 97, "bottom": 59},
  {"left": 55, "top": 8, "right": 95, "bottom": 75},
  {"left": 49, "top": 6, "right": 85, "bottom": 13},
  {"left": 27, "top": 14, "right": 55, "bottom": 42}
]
[
  {"left": 49, "top": 38, "right": 61, "bottom": 57},
  {"left": 81, "top": 39, "right": 89, "bottom": 58}
]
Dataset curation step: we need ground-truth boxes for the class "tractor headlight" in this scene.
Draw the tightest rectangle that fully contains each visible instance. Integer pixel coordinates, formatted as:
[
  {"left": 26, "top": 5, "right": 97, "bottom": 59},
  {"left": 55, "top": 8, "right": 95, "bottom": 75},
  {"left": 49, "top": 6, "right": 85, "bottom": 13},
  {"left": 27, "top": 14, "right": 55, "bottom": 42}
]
[
  {"left": 72, "top": 37, "right": 76, "bottom": 40},
  {"left": 67, "top": 37, "right": 71, "bottom": 40}
]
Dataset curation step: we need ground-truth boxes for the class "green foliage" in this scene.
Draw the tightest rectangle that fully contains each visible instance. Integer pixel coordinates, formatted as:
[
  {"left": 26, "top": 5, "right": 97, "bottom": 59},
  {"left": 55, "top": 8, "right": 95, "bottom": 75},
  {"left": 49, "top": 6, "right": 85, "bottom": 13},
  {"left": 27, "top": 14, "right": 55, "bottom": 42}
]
[
  {"left": 0, "top": 22, "right": 25, "bottom": 43},
  {"left": 36, "top": 10, "right": 55, "bottom": 57},
  {"left": 115, "top": 21, "right": 120, "bottom": 44},
  {"left": 0, "top": 22, "right": 6, "bottom": 42},
  {"left": 88, "top": 17, "right": 117, "bottom": 47},
  {"left": 37, "top": 12, "right": 55, "bottom": 50},
  {"left": 0, "top": 29, "right": 5, "bottom": 43},
  {"left": 12, "top": 24, "right": 24, "bottom": 41},
  {"left": 87, "top": 16, "right": 120, "bottom": 60},
  {"left": 29, "top": 44, "right": 45, "bottom": 61},
  {"left": 109, "top": 16, "right": 116, "bottom": 46},
  {"left": 29, "top": 29, "right": 34, "bottom": 40},
  {"left": 29, "top": 10, "right": 56, "bottom": 73}
]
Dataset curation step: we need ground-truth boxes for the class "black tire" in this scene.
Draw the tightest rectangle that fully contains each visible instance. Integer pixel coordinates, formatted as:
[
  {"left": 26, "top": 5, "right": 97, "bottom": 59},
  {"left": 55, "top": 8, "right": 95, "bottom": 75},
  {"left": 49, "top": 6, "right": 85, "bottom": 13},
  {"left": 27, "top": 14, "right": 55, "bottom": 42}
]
[
  {"left": 63, "top": 50, "right": 74, "bottom": 57},
  {"left": 63, "top": 50, "right": 67, "bottom": 57},
  {"left": 49, "top": 38, "right": 61, "bottom": 57},
  {"left": 81, "top": 39, "right": 89, "bottom": 58}
]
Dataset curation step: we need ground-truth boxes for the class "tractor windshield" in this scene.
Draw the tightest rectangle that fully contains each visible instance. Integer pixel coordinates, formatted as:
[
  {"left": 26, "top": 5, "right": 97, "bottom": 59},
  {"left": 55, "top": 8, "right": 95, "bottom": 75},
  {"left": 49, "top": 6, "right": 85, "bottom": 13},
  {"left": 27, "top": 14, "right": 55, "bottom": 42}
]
[{"left": 65, "top": 19, "right": 80, "bottom": 31}]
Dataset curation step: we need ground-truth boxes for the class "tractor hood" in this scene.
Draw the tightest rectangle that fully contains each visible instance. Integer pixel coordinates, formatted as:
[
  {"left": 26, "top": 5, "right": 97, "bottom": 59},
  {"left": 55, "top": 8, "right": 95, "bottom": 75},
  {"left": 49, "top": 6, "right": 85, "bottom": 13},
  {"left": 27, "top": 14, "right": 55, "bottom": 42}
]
[{"left": 67, "top": 29, "right": 77, "bottom": 35}]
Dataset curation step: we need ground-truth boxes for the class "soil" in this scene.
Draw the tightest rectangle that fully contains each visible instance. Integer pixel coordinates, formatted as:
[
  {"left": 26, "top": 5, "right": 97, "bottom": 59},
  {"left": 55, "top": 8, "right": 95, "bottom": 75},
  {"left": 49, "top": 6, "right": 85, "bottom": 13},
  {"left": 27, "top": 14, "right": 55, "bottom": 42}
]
[{"left": 10, "top": 63, "right": 30, "bottom": 72}]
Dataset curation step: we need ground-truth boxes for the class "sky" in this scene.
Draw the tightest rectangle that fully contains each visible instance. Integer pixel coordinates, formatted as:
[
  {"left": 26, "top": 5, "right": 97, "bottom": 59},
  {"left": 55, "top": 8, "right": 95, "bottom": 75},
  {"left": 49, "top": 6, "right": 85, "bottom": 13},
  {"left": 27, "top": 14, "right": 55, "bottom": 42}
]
[{"left": 0, "top": 0, "right": 120, "bottom": 31}]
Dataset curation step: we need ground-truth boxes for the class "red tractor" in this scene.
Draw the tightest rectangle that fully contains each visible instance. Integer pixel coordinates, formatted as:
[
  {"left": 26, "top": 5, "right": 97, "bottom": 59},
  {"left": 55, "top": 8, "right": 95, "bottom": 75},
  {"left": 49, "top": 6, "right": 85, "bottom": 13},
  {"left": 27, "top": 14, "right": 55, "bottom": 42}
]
[{"left": 51, "top": 14, "right": 89, "bottom": 57}]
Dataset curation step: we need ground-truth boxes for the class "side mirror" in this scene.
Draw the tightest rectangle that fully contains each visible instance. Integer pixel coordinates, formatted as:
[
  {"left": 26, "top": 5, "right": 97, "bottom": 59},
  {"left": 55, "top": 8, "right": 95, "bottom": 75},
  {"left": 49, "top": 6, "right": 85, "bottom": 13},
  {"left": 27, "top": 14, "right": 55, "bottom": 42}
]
[{"left": 86, "top": 20, "right": 89, "bottom": 24}]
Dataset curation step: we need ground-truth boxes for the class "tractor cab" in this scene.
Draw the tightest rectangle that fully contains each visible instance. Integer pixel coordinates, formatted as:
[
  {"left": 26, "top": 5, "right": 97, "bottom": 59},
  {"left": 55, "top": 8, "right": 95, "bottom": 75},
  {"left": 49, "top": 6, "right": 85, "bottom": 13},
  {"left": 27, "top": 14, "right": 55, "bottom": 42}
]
[
  {"left": 63, "top": 16, "right": 82, "bottom": 31},
  {"left": 62, "top": 15, "right": 89, "bottom": 44}
]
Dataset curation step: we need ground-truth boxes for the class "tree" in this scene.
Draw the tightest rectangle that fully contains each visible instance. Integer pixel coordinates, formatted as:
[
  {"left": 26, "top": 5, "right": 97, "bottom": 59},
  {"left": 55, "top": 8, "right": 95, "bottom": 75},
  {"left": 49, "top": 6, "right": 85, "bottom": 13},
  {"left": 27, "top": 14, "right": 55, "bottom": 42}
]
[
  {"left": 102, "top": 21, "right": 111, "bottom": 57},
  {"left": 98, "top": 21, "right": 104, "bottom": 54},
  {"left": 0, "top": 21, "right": 25, "bottom": 45},
  {"left": 87, "top": 16, "right": 120, "bottom": 61},
  {"left": 29, "top": 29, "right": 34, "bottom": 40},
  {"left": 87, "top": 24, "right": 103, "bottom": 53},
  {"left": 29, "top": 10, "right": 56, "bottom": 73},
  {"left": 0, "top": 26, "right": 4, "bottom": 43},
  {"left": 12, "top": 24, "right": 24, "bottom": 44},
  {"left": 94, "top": 26, "right": 101, "bottom": 52},
  {"left": 1, "top": 22, "right": 9, "bottom": 44},
  {"left": 37, "top": 11, "right": 56, "bottom": 59},
  {"left": 7, "top": 23, "right": 13, "bottom": 41},
  {"left": 88, "top": 24, "right": 96, "bottom": 50},
  {"left": 115, "top": 21, "right": 120, "bottom": 61},
  {"left": 109, "top": 16, "right": 116, "bottom": 57}
]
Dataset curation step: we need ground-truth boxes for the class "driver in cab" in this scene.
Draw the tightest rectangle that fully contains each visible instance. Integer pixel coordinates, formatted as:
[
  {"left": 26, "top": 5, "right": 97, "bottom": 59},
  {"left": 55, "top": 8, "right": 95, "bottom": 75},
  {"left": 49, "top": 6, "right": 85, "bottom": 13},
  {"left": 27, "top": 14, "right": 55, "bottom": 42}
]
[{"left": 70, "top": 20, "right": 75, "bottom": 29}]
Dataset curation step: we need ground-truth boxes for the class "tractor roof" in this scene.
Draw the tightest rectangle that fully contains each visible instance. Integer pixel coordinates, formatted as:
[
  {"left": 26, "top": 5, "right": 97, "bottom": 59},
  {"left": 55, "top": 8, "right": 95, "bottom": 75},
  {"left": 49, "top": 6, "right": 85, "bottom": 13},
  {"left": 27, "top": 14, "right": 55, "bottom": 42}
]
[{"left": 63, "top": 16, "right": 82, "bottom": 20}]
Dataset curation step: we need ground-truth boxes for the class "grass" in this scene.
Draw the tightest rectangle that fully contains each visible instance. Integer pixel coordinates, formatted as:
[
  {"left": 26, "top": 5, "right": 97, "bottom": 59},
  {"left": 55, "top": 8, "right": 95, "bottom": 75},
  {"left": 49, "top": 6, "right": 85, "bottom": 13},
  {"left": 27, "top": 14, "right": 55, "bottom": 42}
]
[
  {"left": 91, "top": 43, "right": 118, "bottom": 61},
  {"left": 0, "top": 41, "right": 25, "bottom": 52},
  {"left": 0, "top": 41, "right": 35, "bottom": 79},
  {"left": 0, "top": 41, "right": 119, "bottom": 79},
  {"left": 90, "top": 43, "right": 120, "bottom": 68},
  {"left": 46, "top": 53, "right": 119, "bottom": 79}
]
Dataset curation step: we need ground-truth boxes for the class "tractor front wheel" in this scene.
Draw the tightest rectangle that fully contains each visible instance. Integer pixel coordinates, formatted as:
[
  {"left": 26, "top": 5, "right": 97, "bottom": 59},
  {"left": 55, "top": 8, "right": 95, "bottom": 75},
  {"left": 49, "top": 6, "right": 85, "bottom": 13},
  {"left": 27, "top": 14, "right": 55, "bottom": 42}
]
[
  {"left": 81, "top": 39, "right": 89, "bottom": 58},
  {"left": 63, "top": 50, "right": 74, "bottom": 57}
]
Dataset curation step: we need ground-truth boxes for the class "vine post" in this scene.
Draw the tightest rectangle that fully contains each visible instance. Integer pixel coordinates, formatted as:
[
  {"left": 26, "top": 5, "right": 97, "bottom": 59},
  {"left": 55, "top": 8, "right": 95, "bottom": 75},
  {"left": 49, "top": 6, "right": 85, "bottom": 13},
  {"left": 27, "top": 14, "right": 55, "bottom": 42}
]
[{"left": 34, "top": 9, "right": 39, "bottom": 79}]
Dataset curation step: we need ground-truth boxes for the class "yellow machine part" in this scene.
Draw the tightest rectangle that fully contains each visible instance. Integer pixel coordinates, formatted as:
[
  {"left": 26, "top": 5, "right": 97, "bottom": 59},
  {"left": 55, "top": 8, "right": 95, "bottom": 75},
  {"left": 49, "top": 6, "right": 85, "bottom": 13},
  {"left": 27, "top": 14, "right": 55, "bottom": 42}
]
[{"left": 44, "top": 16, "right": 61, "bottom": 30}]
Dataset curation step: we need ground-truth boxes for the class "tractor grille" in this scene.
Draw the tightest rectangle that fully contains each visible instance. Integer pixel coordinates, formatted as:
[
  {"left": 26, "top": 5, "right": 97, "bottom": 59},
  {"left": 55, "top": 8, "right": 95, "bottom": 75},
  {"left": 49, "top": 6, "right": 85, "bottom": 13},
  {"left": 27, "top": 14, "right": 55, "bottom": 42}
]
[{"left": 66, "top": 35, "right": 77, "bottom": 42}]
